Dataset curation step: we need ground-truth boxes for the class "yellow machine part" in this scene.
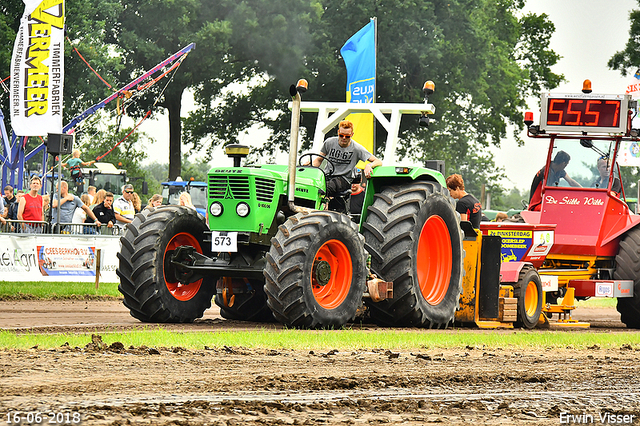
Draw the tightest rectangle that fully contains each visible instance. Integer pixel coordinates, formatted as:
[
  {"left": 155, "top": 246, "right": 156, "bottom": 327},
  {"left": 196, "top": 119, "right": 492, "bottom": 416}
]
[
  {"left": 537, "top": 254, "right": 601, "bottom": 286},
  {"left": 455, "top": 229, "right": 515, "bottom": 328},
  {"left": 536, "top": 254, "right": 595, "bottom": 328}
]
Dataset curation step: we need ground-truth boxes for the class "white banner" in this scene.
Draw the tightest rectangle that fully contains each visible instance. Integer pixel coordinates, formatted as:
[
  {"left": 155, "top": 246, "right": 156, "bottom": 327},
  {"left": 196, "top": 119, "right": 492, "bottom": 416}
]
[
  {"left": 0, "top": 234, "right": 120, "bottom": 283},
  {"left": 618, "top": 141, "right": 640, "bottom": 167},
  {"left": 10, "top": 0, "right": 65, "bottom": 136}
]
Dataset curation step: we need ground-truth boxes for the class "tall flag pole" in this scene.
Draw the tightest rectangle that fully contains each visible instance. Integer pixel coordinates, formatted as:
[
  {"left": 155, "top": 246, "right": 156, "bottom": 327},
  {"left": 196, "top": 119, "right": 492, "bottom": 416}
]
[
  {"left": 10, "top": 0, "right": 66, "bottom": 136},
  {"left": 340, "top": 18, "right": 376, "bottom": 155}
]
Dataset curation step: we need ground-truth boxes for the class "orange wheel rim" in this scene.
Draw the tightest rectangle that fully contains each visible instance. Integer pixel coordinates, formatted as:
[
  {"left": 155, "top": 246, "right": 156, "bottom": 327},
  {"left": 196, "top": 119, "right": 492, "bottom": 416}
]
[
  {"left": 311, "top": 239, "right": 352, "bottom": 309},
  {"left": 163, "top": 232, "right": 203, "bottom": 301},
  {"left": 416, "top": 215, "right": 452, "bottom": 305},
  {"left": 524, "top": 280, "right": 539, "bottom": 317}
]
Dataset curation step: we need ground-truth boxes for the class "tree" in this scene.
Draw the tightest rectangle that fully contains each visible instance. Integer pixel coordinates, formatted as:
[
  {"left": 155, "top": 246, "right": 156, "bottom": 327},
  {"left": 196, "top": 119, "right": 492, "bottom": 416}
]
[
  {"left": 184, "top": 0, "right": 562, "bottom": 194},
  {"left": 609, "top": 5, "right": 640, "bottom": 76},
  {"left": 609, "top": 4, "right": 640, "bottom": 199},
  {"left": 77, "top": 123, "right": 157, "bottom": 198},
  {"left": 103, "top": 0, "right": 319, "bottom": 180}
]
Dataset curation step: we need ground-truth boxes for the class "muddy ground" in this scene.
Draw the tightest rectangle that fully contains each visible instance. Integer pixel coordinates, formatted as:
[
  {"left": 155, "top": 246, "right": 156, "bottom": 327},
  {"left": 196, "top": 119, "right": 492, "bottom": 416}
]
[{"left": 1, "top": 301, "right": 639, "bottom": 425}]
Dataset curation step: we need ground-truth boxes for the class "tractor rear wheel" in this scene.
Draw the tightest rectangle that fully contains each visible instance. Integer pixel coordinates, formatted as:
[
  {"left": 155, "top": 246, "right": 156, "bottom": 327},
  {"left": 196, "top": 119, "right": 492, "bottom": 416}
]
[
  {"left": 361, "top": 181, "right": 463, "bottom": 328},
  {"left": 513, "top": 266, "right": 543, "bottom": 329},
  {"left": 264, "top": 211, "right": 367, "bottom": 328},
  {"left": 116, "top": 206, "right": 215, "bottom": 323},
  {"left": 214, "top": 277, "right": 274, "bottom": 322},
  {"left": 614, "top": 227, "right": 640, "bottom": 329}
]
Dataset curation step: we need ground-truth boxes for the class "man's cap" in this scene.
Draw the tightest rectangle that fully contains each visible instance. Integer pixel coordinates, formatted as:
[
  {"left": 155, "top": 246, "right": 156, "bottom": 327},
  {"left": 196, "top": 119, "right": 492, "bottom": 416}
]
[{"left": 123, "top": 184, "right": 134, "bottom": 191}]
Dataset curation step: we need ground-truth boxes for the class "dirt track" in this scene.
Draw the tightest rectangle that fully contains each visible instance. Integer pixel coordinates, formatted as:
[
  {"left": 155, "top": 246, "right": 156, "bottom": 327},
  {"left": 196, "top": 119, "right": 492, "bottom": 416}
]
[{"left": 1, "top": 300, "right": 640, "bottom": 425}]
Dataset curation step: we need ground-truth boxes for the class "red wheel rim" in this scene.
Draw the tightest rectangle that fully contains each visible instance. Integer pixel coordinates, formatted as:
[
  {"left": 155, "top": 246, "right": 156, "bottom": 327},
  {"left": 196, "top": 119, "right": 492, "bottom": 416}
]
[
  {"left": 416, "top": 215, "right": 452, "bottom": 305},
  {"left": 311, "top": 239, "right": 352, "bottom": 309},
  {"left": 163, "top": 232, "right": 203, "bottom": 301},
  {"left": 524, "top": 280, "right": 539, "bottom": 317}
]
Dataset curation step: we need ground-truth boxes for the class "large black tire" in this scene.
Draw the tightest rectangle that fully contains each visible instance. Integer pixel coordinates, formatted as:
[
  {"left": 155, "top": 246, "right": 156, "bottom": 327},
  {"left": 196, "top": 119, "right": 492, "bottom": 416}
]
[
  {"left": 513, "top": 266, "right": 543, "bottom": 329},
  {"left": 361, "top": 181, "right": 463, "bottom": 328},
  {"left": 116, "top": 206, "right": 215, "bottom": 323},
  {"left": 264, "top": 211, "right": 367, "bottom": 328},
  {"left": 214, "top": 277, "right": 274, "bottom": 322},
  {"left": 614, "top": 227, "right": 640, "bottom": 328}
]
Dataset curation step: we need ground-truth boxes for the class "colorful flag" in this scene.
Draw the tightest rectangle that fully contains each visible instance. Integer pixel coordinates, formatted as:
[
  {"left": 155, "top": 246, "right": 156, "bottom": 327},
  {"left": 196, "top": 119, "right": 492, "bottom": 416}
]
[
  {"left": 340, "top": 19, "right": 375, "bottom": 153},
  {"left": 10, "top": 0, "right": 65, "bottom": 136}
]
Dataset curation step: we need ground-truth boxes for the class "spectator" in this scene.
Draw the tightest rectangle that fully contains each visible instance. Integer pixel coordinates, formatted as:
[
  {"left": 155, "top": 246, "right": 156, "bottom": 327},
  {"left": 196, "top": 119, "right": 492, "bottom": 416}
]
[
  {"left": 349, "top": 181, "right": 366, "bottom": 215},
  {"left": 445, "top": 174, "right": 482, "bottom": 229},
  {"left": 87, "top": 186, "right": 97, "bottom": 204},
  {"left": 17, "top": 176, "right": 45, "bottom": 233},
  {"left": 495, "top": 212, "right": 509, "bottom": 222},
  {"left": 146, "top": 194, "right": 163, "bottom": 209},
  {"left": 7, "top": 190, "right": 24, "bottom": 221},
  {"left": 0, "top": 193, "right": 3, "bottom": 218},
  {"left": 51, "top": 181, "right": 101, "bottom": 233},
  {"left": 131, "top": 191, "right": 142, "bottom": 214},
  {"left": 92, "top": 189, "right": 106, "bottom": 208},
  {"left": 73, "top": 194, "right": 92, "bottom": 233},
  {"left": 113, "top": 184, "right": 136, "bottom": 228},
  {"left": 62, "top": 149, "right": 95, "bottom": 185},
  {"left": 179, "top": 192, "right": 196, "bottom": 210},
  {"left": 92, "top": 192, "right": 117, "bottom": 229},
  {"left": 2, "top": 186, "right": 16, "bottom": 219},
  {"left": 42, "top": 194, "right": 50, "bottom": 213}
]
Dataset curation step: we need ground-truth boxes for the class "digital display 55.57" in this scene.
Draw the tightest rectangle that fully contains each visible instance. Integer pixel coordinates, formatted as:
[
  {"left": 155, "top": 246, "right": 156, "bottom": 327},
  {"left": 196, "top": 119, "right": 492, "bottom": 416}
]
[{"left": 540, "top": 94, "right": 630, "bottom": 134}]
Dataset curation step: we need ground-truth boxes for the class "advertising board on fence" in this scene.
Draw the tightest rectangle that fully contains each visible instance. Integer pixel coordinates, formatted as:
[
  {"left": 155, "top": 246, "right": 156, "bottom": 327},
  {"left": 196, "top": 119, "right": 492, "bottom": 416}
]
[{"left": 0, "top": 235, "right": 119, "bottom": 282}]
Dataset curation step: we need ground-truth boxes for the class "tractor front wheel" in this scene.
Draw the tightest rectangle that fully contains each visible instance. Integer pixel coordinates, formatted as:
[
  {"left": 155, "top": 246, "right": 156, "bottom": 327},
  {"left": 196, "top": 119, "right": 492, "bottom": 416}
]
[
  {"left": 116, "top": 206, "right": 215, "bottom": 323},
  {"left": 264, "top": 211, "right": 367, "bottom": 328},
  {"left": 614, "top": 227, "right": 640, "bottom": 329}
]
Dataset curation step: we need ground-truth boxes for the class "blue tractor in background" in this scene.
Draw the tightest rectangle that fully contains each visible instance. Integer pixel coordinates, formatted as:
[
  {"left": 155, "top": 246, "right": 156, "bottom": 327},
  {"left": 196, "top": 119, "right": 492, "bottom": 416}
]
[{"left": 161, "top": 179, "right": 207, "bottom": 217}]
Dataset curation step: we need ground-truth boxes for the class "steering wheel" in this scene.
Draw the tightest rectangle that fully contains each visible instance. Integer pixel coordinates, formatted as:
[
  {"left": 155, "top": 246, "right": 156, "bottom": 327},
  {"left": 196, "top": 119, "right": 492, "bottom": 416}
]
[{"left": 298, "top": 153, "right": 335, "bottom": 178}]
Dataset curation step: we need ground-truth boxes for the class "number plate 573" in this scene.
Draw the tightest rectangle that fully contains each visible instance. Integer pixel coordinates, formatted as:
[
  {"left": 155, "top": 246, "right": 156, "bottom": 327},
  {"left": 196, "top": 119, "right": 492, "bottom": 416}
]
[{"left": 211, "top": 231, "right": 238, "bottom": 252}]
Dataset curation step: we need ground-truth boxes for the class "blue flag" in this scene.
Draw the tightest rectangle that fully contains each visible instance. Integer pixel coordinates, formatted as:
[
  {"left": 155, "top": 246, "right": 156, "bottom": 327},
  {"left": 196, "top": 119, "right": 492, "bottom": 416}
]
[
  {"left": 341, "top": 20, "right": 376, "bottom": 104},
  {"left": 340, "top": 19, "right": 376, "bottom": 152}
]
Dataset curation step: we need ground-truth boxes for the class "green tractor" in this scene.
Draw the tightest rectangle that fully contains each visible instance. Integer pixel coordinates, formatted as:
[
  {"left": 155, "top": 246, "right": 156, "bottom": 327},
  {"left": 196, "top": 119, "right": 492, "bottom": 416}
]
[{"left": 116, "top": 80, "right": 464, "bottom": 328}]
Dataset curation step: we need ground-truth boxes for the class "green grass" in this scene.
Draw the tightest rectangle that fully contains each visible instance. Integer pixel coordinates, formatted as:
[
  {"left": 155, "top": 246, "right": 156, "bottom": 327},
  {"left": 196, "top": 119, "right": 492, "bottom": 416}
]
[
  {"left": 576, "top": 298, "right": 618, "bottom": 308},
  {"left": 0, "top": 281, "right": 121, "bottom": 299},
  {"left": 1, "top": 328, "right": 639, "bottom": 351}
]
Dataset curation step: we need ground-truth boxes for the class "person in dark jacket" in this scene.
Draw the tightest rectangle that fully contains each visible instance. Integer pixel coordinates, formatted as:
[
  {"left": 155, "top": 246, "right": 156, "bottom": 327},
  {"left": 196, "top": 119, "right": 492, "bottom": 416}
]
[{"left": 91, "top": 192, "right": 117, "bottom": 229}]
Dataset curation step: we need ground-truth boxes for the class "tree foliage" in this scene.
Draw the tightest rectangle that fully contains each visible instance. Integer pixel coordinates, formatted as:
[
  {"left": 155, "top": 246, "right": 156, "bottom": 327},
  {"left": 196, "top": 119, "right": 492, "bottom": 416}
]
[
  {"left": 184, "top": 0, "right": 562, "bottom": 195},
  {"left": 102, "top": 0, "right": 319, "bottom": 179},
  {"left": 609, "top": 5, "right": 640, "bottom": 75},
  {"left": 2, "top": 0, "right": 562, "bottom": 198}
]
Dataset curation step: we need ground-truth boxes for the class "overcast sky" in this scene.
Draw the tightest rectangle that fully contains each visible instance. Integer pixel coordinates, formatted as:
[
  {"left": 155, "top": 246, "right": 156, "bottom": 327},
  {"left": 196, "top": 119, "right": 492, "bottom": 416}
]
[
  {"left": 139, "top": 0, "right": 640, "bottom": 191},
  {"left": 493, "top": 0, "right": 638, "bottom": 191}
]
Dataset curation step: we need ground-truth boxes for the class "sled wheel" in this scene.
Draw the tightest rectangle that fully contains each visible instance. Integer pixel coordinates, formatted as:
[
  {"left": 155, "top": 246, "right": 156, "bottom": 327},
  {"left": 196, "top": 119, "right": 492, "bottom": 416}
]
[{"left": 514, "top": 267, "right": 542, "bottom": 329}]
